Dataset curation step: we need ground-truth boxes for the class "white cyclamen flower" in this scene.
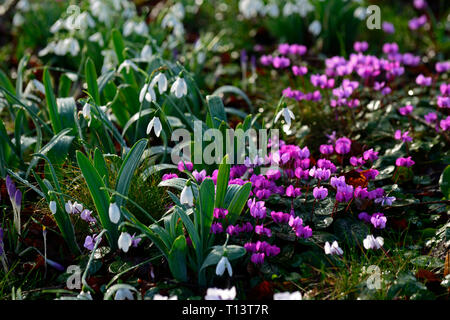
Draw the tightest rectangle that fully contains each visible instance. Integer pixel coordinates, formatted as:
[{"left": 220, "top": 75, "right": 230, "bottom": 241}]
[
  {"left": 308, "top": 20, "right": 322, "bottom": 36},
  {"left": 273, "top": 291, "right": 302, "bottom": 300},
  {"left": 363, "top": 235, "right": 384, "bottom": 250},
  {"left": 275, "top": 107, "right": 295, "bottom": 128},
  {"left": 139, "top": 84, "right": 156, "bottom": 103},
  {"left": 170, "top": 77, "right": 187, "bottom": 98},
  {"left": 109, "top": 202, "right": 121, "bottom": 224},
  {"left": 146, "top": 117, "right": 162, "bottom": 137},
  {"left": 65, "top": 201, "right": 83, "bottom": 214},
  {"left": 150, "top": 73, "right": 168, "bottom": 94},
  {"left": 180, "top": 185, "right": 194, "bottom": 207},
  {"left": 49, "top": 201, "right": 57, "bottom": 215},
  {"left": 153, "top": 294, "right": 178, "bottom": 300},
  {"left": 216, "top": 256, "right": 233, "bottom": 277},
  {"left": 114, "top": 288, "right": 134, "bottom": 300},
  {"left": 118, "top": 232, "right": 132, "bottom": 253},
  {"left": 204, "top": 287, "right": 236, "bottom": 300},
  {"left": 324, "top": 241, "right": 343, "bottom": 255}
]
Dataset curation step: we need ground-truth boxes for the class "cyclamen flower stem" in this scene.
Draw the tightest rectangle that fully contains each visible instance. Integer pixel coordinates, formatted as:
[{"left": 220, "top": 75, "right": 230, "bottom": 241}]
[
  {"left": 331, "top": 201, "right": 338, "bottom": 219},
  {"left": 310, "top": 199, "right": 317, "bottom": 221},
  {"left": 344, "top": 198, "right": 353, "bottom": 213},
  {"left": 381, "top": 247, "right": 396, "bottom": 268}
]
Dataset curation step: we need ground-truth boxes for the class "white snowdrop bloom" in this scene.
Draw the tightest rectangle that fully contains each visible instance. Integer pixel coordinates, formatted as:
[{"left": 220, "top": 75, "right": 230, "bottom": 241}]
[
  {"left": 12, "top": 13, "right": 24, "bottom": 27},
  {"left": 101, "top": 49, "right": 118, "bottom": 74},
  {"left": 264, "top": 3, "right": 280, "bottom": 18},
  {"left": 66, "top": 72, "right": 78, "bottom": 82},
  {"left": 273, "top": 291, "right": 302, "bottom": 300},
  {"left": 17, "top": 0, "right": 30, "bottom": 12},
  {"left": 146, "top": 117, "right": 162, "bottom": 137},
  {"left": 114, "top": 287, "right": 134, "bottom": 300},
  {"left": 140, "top": 44, "right": 153, "bottom": 61},
  {"left": 109, "top": 202, "right": 121, "bottom": 224},
  {"left": 275, "top": 107, "right": 295, "bottom": 129},
  {"left": 123, "top": 20, "right": 135, "bottom": 37},
  {"left": 180, "top": 185, "right": 194, "bottom": 207},
  {"left": 118, "top": 232, "right": 132, "bottom": 253},
  {"left": 197, "top": 51, "right": 206, "bottom": 64},
  {"left": 239, "top": 0, "right": 264, "bottom": 18},
  {"left": 88, "top": 32, "right": 104, "bottom": 47},
  {"left": 216, "top": 256, "right": 233, "bottom": 277},
  {"left": 205, "top": 287, "right": 236, "bottom": 300},
  {"left": 118, "top": 59, "right": 139, "bottom": 73},
  {"left": 134, "top": 21, "right": 148, "bottom": 35},
  {"left": 49, "top": 201, "right": 57, "bottom": 215},
  {"left": 77, "top": 291, "right": 93, "bottom": 300},
  {"left": 324, "top": 241, "right": 344, "bottom": 255},
  {"left": 50, "top": 19, "right": 64, "bottom": 33},
  {"left": 151, "top": 73, "right": 168, "bottom": 94},
  {"left": 296, "top": 0, "right": 314, "bottom": 17},
  {"left": 38, "top": 43, "right": 54, "bottom": 57},
  {"left": 170, "top": 77, "right": 187, "bottom": 98},
  {"left": 170, "top": 3, "right": 185, "bottom": 20},
  {"left": 308, "top": 20, "right": 322, "bottom": 36},
  {"left": 139, "top": 84, "right": 156, "bottom": 103},
  {"left": 153, "top": 294, "right": 178, "bottom": 300},
  {"left": 73, "top": 12, "right": 96, "bottom": 31},
  {"left": 354, "top": 7, "right": 367, "bottom": 20},
  {"left": 82, "top": 103, "right": 91, "bottom": 121},
  {"left": 31, "top": 80, "right": 46, "bottom": 95},
  {"left": 283, "top": 2, "right": 298, "bottom": 16},
  {"left": 363, "top": 235, "right": 384, "bottom": 250},
  {"left": 90, "top": 0, "right": 112, "bottom": 25}
]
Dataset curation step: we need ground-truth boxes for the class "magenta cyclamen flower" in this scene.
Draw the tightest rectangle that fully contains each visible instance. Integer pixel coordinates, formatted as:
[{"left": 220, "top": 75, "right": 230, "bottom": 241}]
[
  {"left": 370, "top": 213, "right": 387, "bottom": 229},
  {"left": 358, "top": 212, "right": 371, "bottom": 222},
  {"left": 289, "top": 44, "right": 307, "bottom": 55},
  {"left": 394, "top": 130, "right": 412, "bottom": 143},
  {"left": 260, "top": 55, "right": 273, "bottom": 66},
  {"left": 395, "top": 156, "right": 415, "bottom": 167},
  {"left": 413, "top": 0, "right": 427, "bottom": 9},
  {"left": 226, "top": 225, "right": 240, "bottom": 236},
  {"left": 313, "top": 187, "right": 328, "bottom": 200},
  {"left": 409, "top": 15, "right": 427, "bottom": 30},
  {"left": 335, "top": 137, "right": 352, "bottom": 154},
  {"left": 331, "top": 176, "right": 346, "bottom": 188},
  {"left": 162, "top": 173, "right": 178, "bottom": 181},
  {"left": 271, "top": 211, "right": 291, "bottom": 224},
  {"left": 251, "top": 252, "right": 265, "bottom": 265},
  {"left": 399, "top": 105, "right": 414, "bottom": 116},
  {"left": 255, "top": 224, "right": 272, "bottom": 237},
  {"left": 424, "top": 112, "right": 437, "bottom": 124},
  {"left": 177, "top": 161, "right": 193, "bottom": 172},
  {"left": 292, "top": 65, "right": 308, "bottom": 76},
  {"left": 440, "top": 116, "right": 450, "bottom": 131},
  {"left": 247, "top": 198, "right": 267, "bottom": 219},
  {"left": 192, "top": 169, "right": 207, "bottom": 183},
  {"left": 382, "top": 22, "right": 395, "bottom": 34},
  {"left": 336, "top": 185, "right": 354, "bottom": 202},
  {"left": 319, "top": 144, "right": 334, "bottom": 155},
  {"left": 415, "top": 74, "right": 432, "bottom": 86},
  {"left": 213, "top": 208, "right": 228, "bottom": 219},
  {"left": 211, "top": 222, "right": 223, "bottom": 234},
  {"left": 278, "top": 43, "right": 290, "bottom": 55},
  {"left": 436, "top": 61, "right": 450, "bottom": 73},
  {"left": 84, "top": 234, "right": 99, "bottom": 251},
  {"left": 363, "top": 149, "right": 379, "bottom": 161},
  {"left": 350, "top": 156, "right": 365, "bottom": 167},
  {"left": 353, "top": 41, "right": 368, "bottom": 52},
  {"left": 285, "top": 185, "right": 301, "bottom": 197},
  {"left": 272, "top": 56, "right": 290, "bottom": 69}
]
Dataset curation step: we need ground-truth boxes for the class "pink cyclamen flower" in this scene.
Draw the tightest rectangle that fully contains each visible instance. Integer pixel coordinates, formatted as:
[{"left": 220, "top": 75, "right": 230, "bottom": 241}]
[
  {"left": 399, "top": 105, "right": 414, "bottom": 116},
  {"left": 213, "top": 208, "right": 228, "bottom": 219},
  {"left": 192, "top": 169, "right": 207, "bottom": 183},
  {"left": 292, "top": 65, "right": 308, "bottom": 76},
  {"left": 394, "top": 130, "right": 412, "bottom": 143},
  {"left": 319, "top": 144, "right": 334, "bottom": 155},
  {"left": 162, "top": 173, "right": 178, "bottom": 181},
  {"left": 211, "top": 222, "right": 223, "bottom": 234},
  {"left": 395, "top": 156, "right": 415, "bottom": 167},
  {"left": 440, "top": 116, "right": 450, "bottom": 131},
  {"left": 424, "top": 112, "right": 437, "bottom": 124},
  {"left": 435, "top": 61, "right": 450, "bottom": 73},
  {"left": 415, "top": 74, "right": 432, "bottom": 86},
  {"left": 358, "top": 212, "right": 371, "bottom": 222},
  {"left": 408, "top": 15, "right": 427, "bottom": 30},
  {"left": 251, "top": 252, "right": 265, "bottom": 265},
  {"left": 285, "top": 185, "right": 302, "bottom": 197},
  {"left": 271, "top": 211, "right": 291, "bottom": 224},
  {"left": 177, "top": 161, "right": 193, "bottom": 172},
  {"left": 353, "top": 41, "right": 368, "bottom": 52},
  {"left": 247, "top": 198, "right": 267, "bottom": 219},
  {"left": 255, "top": 224, "right": 272, "bottom": 237},
  {"left": 83, "top": 234, "right": 99, "bottom": 251},
  {"left": 335, "top": 137, "right": 352, "bottom": 154},
  {"left": 363, "top": 149, "right": 379, "bottom": 161},
  {"left": 272, "top": 56, "right": 290, "bottom": 69},
  {"left": 382, "top": 22, "right": 395, "bottom": 34},
  {"left": 413, "top": 0, "right": 427, "bottom": 10},
  {"left": 313, "top": 186, "right": 328, "bottom": 200}
]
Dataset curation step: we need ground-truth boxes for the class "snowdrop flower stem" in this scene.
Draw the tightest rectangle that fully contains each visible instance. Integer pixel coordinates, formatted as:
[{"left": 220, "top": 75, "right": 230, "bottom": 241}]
[{"left": 81, "top": 229, "right": 106, "bottom": 293}]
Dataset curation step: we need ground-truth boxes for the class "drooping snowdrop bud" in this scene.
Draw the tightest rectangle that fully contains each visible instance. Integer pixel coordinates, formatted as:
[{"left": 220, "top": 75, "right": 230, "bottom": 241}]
[
  {"left": 49, "top": 201, "right": 57, "bottom": 215},
  {"left": 114, "top": 287, "right": 134, "bottom": 300},
  {"left": 180, "top": 184, "right": 194, "bottom": 207},
  {"left": 118, "top": 232, "right": 132, "bottom": 253},
  {"left": 275, "top": 107, "right": 295, "bottom": 129},
  {"left": 170, "top": 76, "right": 187, "bottom": 98},
  {"left": 109, "top": 202, "right": 121, "bottom": 224},
  {"left": 151, "top": 73, "right": 168, "bottom": 94},
  {"left": 216, "top": 256, "right": 233, "bottom": 277},
  {"left": 82, "top": 103, "right": 91, "bottom": 120},
  {"left": 146, "top": 116, "right": 162, "bottom": 137}
]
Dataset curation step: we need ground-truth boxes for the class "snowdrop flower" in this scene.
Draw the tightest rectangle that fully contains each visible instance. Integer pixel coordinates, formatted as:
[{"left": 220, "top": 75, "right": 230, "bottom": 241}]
[
  {"left": 146, "top": 117, "right": 162, "bottom": 137},
  {"left": 363, "top": 235, "right": 384, "bottom": 250},
  {"left": 114, "top": 288, "right": 134, "bottom": 300},
  {"left": 153, "top": 294, "right": 178, "bottom": 300},
  {"left": 77, "top": 291, "right": 93, "bottom": 300},
  {"left": 273, "top": 291, "right": 302, "bottom": 300},
  {"left": 205, "top": 287, "right": 236, "bottom": 300},
  {"left": 216, "top": 256, "right": 233, "bottom": 277},
  {"left": 118, "top": 232, "right": 133, "bottom": 253},
  {"left": 140, "top": 44, "right": 153, "bottom": 61},
  {"left": 264, "top": 3, "right": 279, "bottom": 18},
  {"left": 180, "top": 184, "right": 194, "bottom": 207},
  {"left": 118, "top": 59, "right": 139, "bottom": 73},
  {"left": 88, "top": 32, "right": 104, "bottom": 46},
  {"left": 170, "top": 77, "right": 188, "bottom": 98},
  {"left": 308, "top": 20, "right": 322, "bottom": 36},
  {"left": 109, "top": 202, "right": 121, "bottom": 224},
  {"left": 275, "top": 107, "right": 295, "bottom": 129},
  {"left": 151, "top": 73, "right": 168, "bottom": 94},
  {"left": 324, "top": 241, "right": 343, "bottom": 255},
  {"left": 239, "top": 0, "right": 264, "bottom": 18},
  {"left": 82, "top": 103, "right": 91, "bottom": 120},
  {"left": 49, "top": 201, "right": 57, "bottom": 215},
  {"left": 65, "top": 201, "right": 83, "bottom": 214},
  {"left": 139, "top": 84, "right": 156, "bottom": 103}
]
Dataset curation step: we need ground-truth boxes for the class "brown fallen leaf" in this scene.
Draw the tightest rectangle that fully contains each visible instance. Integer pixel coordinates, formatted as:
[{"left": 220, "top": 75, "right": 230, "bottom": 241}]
[
  {"left": 415, "top": 269, "right": 440, "bottom": 283},
  {"left": 445, "top": 252, "right": 449, "bottom": 277}
]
